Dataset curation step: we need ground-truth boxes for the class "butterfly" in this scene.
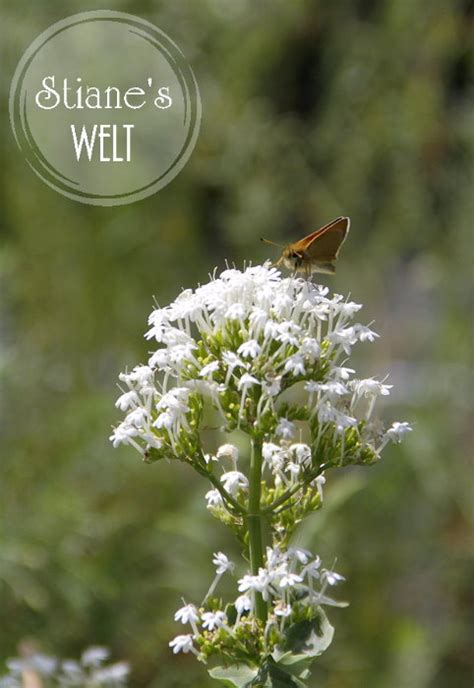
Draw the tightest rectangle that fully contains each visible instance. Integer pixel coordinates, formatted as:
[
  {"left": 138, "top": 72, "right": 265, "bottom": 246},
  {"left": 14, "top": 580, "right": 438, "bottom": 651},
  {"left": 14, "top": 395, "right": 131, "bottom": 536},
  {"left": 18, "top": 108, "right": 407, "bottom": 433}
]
[{"left": 261, "top": 216, "right": 350, "bottom": 277}]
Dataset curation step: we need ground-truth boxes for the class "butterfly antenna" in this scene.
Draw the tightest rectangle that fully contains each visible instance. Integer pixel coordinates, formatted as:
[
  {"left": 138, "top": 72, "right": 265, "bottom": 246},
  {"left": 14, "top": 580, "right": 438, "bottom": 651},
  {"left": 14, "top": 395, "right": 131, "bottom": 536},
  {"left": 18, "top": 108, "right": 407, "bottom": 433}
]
[{"left": 260, "top": 237, "right": 285, "bottom": 248}]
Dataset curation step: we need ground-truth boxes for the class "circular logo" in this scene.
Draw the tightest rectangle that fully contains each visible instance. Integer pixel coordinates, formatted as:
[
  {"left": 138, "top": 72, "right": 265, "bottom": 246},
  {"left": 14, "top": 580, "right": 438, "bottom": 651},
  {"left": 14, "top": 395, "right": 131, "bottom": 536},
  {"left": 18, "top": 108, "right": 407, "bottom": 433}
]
[{"left": 9, "top": 11, "right": 201, "bottom": 206}]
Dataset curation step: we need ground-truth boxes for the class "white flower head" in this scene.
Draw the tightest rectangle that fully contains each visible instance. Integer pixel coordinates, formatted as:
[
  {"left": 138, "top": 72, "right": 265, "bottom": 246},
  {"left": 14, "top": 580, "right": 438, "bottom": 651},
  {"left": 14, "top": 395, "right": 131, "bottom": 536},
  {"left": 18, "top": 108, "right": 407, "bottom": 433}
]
[
  {"left": 199, "top": 361, "right": 220, "bottom": 377},
  {"left": 81, "top": 647, "right": 109, "bottom": 668},
  {"left": 92, "top": 662, "right": 130, "bottom": 684},
  {"left": 321, "top": 569, "right": 345, "bottom": 586},
  {"left": 115, "top": 390, "right": 139, "bottom": 412},
  {"left": 174, "top": 604, "right": 199, "bottom": 625},
  {"left": 234, "top": 594, "right": 253, "bottom": 615},
  {"left": 212, "top": 552, "right": 235, "bottom": 575},
  {"left": 237, "top": 373, "right": 259, "bottom": 391},
  {"left": 169, "top": 634, "right": 196, "bottom": 655},
  {"left": 216, "top": 444, "right": 239, "bottom": 463},
  {"left": 276, "top": 419, "right": 296, "bottom": 440},
  {"left": 238, "top": 339, "right": 262, "bottom": 359},
  {"left": 385, "top": 421, "right": 413, "bottom": 443},
  {"left": 289, "top": 443, "right": 311, "bottom": 466},
  {"left": 220, "top": 471, "right": 249, "bottom": 496},
  {"left": 201, "top": 610, "right": 227, "bottom": 631},
  {"left": 205, "top": 489, "right": 223, "bottom": 509}
]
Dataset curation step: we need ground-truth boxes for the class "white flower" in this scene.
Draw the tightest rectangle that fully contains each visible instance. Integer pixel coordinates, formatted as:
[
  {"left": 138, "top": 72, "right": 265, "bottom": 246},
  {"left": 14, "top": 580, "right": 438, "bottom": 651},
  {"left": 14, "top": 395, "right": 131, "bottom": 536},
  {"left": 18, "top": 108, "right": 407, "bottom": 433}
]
[
  {"left": 323, "top": 381, "right": 348, "bottom": 398},
  {"left": 286, "top": 462, "right": 301, "bottom": 477},
  {"left": 288, "top": 547, "right": 312, "bottom": 565},
  {"left": 238, "top": 571, "right": 275, "bottom": 601},
  {"left": 174, "top": 604, "right": 199, "bottom": 625},
  {"left": 109, "top": 423, "right": 139, "bottom": 448},
  {"left": 385, "top": 421, "right": 413, "bottom": 443},
  {"left": 169, "top": 289, "right": 205, "bottom": 321},
  {"left": 313, "top": 474, "right": 326, "bottom": 501},
  {"left": 262, "top": 443, "right": 284, "bottom": 473},
  {"left": 336, "top": 300, "right": 362, "bottom": 317},
  {"left": 119, "top": 365, "right": 154, "bottom": 389},
  {"left": 221, "top": 471, "right": 249, "bottom": 496},
  {"left": 234, "top": 594, "right": 253, "bottom": 615},
  {"left": 290, "top": 443, "right": 311, "bottom": 466},
  {"left": 355, "top": 324, "right": 379, "bottom": 342},
  {"left": 304, "top": 380, "right": 325, "bottom": 394},
  {"left": 153, "top": 411, "right": 174, "bottom": 430},
  {"left": 318, "top": 402, "right": 357, "bottom": 431},
  {"left": 92, "top": 662, "right": 130, "bottom": 684},
  {"left": 205, "top": 489, "right": 223, "bottom": 508},
  {"left": 225, "top": 302, "right": 246, "bottom": 320},
  {"left": 156, "top": 387, "right": 190, "bottom": 413},
  {"left": 237, "top": 574, "right": 259, "bottom": 593},
  {"left": 199, "top": 361, "right": 220, "bottom": 377},
  {"left": 249, "top": 307, "right": 269, "bottom": 331},
  {"left": 300, "top": 337, "right": 321, "bottom": 361},
  {"left": 331, "top": 366, "right": 355, "bottom": 380},
  {"left": 8, "top": 655, "right": 57, "bottom": 676},
  {"left": 201, "top": 611, "right": 227, "bottom": 631},
  {"left": 330, "top": 327, "right": 358, "bottom": 354},
  {"left": 278, "top": 572, "right": 303, "bottom": 588},
  {"left": 61, "top": 660, "right": 82, "bottom": 676},
  {"left": 262, "top": 376, "right": 282, "bottom": 396},
  {"left": 321, "top": 569, "right": 345, "bottom": 586},
  {"left": 352, "top": 378, "right": 392, "bottom": 398},
  {"left": 169, "top": 634, "right": 196, "bottom": 654},
  {"left": 115, "top": 390, "right": 139, "bottom": 412},
  {"left": 126, "top": 407, "right": 148, "bottom": 428},
  {"left": 273, "top": 321, "right": 301, "bottom": 346},
  {"left": 212, "top": 552, "right": 235, "bottom": 575},
  {"left": 237, "top": 373, "right": 259, "bottom": 390},
  {"left": 274, "top": 602, "right": 292, "bottom": 617},
  {"left": 81, "top": 647, "right": 109, "bottom": 667},
  {"left": 222, "top": 351, "right": 245, "bottom": 370},
  {"left": 238, "top": 340, "right": 262, "bottom": 359},
  {"left": 276, "top": 419, "right": 296, "bottom": 439},
  {"left": 216, "top": 444, "right": 239, "bottom": 463},
  {"left": 283, "top": 354, "right": 305, "bottom": 376}
]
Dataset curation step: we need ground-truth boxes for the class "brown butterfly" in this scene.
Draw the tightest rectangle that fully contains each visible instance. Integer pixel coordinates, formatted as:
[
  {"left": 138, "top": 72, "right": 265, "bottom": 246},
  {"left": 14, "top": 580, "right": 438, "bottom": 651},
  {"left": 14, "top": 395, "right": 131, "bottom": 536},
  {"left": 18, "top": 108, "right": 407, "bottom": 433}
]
[{"left": 261, "top": 216, "right": 350, "bottom": 277}]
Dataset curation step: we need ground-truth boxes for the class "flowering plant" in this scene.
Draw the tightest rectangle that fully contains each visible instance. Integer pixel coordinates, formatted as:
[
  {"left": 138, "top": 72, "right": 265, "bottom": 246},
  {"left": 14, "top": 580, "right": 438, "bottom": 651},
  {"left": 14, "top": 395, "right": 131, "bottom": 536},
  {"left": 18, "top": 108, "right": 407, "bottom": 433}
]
[
  {"left": 0, "top": 647, "right": 129, "bottom": 688},
  {"left": 111, "top": 263, "right": 411, "bottom": 687}
]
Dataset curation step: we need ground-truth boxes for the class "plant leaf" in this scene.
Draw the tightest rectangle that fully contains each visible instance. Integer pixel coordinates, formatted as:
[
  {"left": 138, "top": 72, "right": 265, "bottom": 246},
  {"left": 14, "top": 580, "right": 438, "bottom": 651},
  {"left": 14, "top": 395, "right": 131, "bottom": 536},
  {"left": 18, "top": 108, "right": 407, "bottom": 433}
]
[
  {"left": 209, "top": 664, "right": 259, "bottom": 687},
  {"left": 275, "top": 607, "right": 334, "bottom": 659},
  {"left": 254, "top": 657, "right": 307, "bottom": 687}
]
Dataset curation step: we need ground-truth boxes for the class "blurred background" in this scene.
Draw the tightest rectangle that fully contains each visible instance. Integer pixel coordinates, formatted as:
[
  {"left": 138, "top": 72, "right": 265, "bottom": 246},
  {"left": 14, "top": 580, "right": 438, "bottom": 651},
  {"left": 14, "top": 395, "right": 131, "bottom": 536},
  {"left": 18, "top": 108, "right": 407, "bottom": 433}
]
[{"left": 1, "top": 1, "right": 473, "bottom": 686}]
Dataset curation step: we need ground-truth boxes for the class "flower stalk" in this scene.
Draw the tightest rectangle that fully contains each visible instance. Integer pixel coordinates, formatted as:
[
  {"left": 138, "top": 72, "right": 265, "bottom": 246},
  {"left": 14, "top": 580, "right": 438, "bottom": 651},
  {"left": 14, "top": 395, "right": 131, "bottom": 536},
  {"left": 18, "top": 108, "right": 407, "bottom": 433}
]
[{"left": 247, "top": 437, "right": 267, "bottom": 623}]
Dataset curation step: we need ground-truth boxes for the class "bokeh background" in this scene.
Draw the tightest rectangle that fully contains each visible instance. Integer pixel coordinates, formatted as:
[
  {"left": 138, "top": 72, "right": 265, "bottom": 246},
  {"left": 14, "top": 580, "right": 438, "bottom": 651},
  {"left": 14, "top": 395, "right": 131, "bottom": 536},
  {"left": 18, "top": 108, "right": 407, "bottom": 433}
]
[{"left": 1, "top": 1, "right": 473, "bottom": 686}]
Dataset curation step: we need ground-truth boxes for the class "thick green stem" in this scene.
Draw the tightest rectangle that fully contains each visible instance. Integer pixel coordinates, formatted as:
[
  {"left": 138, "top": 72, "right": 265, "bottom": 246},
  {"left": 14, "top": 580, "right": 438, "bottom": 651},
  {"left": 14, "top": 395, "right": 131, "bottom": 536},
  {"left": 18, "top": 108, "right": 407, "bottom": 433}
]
[{"left": 247, "top": 437, "right": 267, "bottom": 623}]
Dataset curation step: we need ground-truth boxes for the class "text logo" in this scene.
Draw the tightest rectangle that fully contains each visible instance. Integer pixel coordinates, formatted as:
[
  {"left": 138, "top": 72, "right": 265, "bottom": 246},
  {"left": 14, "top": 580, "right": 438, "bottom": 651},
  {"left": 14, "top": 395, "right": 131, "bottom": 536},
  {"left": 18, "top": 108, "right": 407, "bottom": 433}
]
[{"left": 9, "top": 11, "right": 201, "bottom": 206}]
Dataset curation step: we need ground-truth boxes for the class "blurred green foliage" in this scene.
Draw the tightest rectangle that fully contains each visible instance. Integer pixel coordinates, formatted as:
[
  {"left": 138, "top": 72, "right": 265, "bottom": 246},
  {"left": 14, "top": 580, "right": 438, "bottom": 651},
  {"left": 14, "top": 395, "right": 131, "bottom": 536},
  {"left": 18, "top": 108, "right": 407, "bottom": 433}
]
[{"left": 0, "top": 1, "right": 472, "bottom": 686}]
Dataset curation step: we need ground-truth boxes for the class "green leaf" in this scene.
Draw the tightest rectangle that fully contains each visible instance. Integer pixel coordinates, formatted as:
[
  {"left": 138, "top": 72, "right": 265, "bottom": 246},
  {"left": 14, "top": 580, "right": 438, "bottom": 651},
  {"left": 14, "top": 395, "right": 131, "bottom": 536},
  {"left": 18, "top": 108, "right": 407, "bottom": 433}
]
[
  {"left": 255, "top": 657, "right": 307, "bottom": 687},
  {"left": 209, "top": 664, "right": 259, "bottom": 687},
  {"left": 275, "top": 607, "right": 334, "bottom": 659}
]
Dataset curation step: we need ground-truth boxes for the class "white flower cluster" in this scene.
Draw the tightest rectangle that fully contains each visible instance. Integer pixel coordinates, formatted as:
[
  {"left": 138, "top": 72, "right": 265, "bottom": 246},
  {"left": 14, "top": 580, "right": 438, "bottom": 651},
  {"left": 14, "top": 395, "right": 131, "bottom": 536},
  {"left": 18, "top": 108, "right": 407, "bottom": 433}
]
[
  {"left": 110, "top": 263, "right": 412, "bottom": 676},
  {"left": 170, "top": 547, "right": 346, "bottom": 660},
  {"left": 111, "top": 263, "right": 411, "bottom": 468},
  {"left": 0, "top": 648, "right": 129, "bottom": 688}
]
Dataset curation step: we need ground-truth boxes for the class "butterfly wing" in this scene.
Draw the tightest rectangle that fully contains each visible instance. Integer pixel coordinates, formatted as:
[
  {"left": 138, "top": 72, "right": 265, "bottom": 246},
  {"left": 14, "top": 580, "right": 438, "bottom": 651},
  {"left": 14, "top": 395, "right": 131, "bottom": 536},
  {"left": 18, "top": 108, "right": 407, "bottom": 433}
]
[{"left": 303, "top": 216, "right": 350, "bottom": 261}]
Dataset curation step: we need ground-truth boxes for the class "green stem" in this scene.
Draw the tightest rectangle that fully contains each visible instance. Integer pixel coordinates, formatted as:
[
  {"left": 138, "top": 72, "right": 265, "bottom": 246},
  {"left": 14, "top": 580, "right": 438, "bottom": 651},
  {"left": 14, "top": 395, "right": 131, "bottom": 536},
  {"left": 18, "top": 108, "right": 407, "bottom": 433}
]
[
  {"left": 191, "top": 463, "right": 246, "bottom": 516},
  {"left": 262, "top": 464, "right": 328, "bottom": 514},
  {"left": 207, "top": 472, "right": 246, "bottom": 516},
  {"left": 247, "top": 437, "right": 267, "bottom": 623}
]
